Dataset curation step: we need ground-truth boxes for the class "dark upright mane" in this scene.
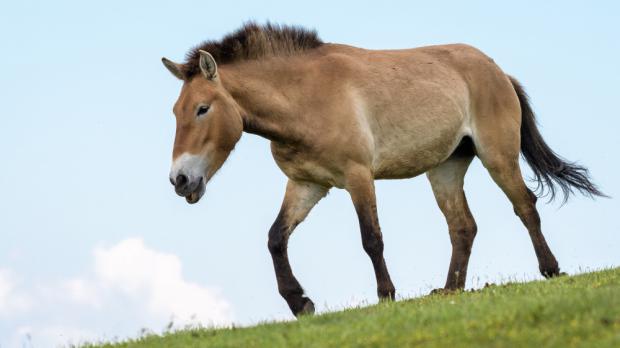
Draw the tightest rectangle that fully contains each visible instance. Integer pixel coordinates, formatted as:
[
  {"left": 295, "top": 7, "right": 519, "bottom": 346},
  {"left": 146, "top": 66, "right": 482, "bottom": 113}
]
[{"left": 181, "top": 22, "right": 323, "bottom": 78}]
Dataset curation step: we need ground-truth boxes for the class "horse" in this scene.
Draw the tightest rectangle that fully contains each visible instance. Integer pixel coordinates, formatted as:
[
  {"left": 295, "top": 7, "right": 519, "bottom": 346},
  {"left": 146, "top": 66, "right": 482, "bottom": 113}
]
[{"left": 161, "top": 23, "right": 604, "bottom": 317}]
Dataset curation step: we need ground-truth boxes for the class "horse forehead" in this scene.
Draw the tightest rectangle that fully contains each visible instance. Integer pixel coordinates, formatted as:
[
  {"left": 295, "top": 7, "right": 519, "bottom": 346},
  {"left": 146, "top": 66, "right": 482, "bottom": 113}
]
[
  {"left": 184, "top": 79, "right": 219, "bottom": 102},
  {"left": 173, "top": 83, "right": 201, "bottom": 115}
]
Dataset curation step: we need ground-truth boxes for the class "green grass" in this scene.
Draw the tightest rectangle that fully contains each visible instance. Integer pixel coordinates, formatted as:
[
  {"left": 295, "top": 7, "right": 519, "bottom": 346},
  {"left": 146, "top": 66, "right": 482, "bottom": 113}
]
[{"left": 87, "top": 268, "right": 620, "bottom": 348}]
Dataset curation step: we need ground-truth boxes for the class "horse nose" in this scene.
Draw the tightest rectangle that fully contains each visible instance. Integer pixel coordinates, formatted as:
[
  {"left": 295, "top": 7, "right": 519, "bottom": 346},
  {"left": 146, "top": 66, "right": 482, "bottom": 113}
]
[{"left": 175, "top": 174, "right": 188, "bottom": 189}]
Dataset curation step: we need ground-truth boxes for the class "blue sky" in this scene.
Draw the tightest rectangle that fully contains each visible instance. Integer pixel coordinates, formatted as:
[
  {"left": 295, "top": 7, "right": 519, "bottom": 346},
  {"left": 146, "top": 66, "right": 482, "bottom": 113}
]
[{"left": 1, "top": 1, "right": 619, "bottom": 346}]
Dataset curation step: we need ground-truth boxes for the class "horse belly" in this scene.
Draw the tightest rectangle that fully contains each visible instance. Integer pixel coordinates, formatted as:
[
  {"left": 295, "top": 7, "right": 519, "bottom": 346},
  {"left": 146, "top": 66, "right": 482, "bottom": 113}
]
[
  {"left": 358, "top": 77, "right": 470, "bottom": 179},
  {"left": 371, "top": 110, "right": 468, "bottom": 180}
]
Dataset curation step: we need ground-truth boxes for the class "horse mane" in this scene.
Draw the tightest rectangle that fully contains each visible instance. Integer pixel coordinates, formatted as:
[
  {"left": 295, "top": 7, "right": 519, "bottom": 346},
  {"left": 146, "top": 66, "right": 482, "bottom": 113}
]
[{"left": 181, "top": 22, "right": 324, "bottom": 78}]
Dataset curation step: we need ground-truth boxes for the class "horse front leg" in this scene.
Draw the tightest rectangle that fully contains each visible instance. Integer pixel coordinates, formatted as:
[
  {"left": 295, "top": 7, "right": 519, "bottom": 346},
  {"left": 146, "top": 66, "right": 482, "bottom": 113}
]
[
  {"left": 268, "top": 179, "right": 329, "bottom": 317},
  {"left": 346, "top": 168, "right": 396, "bottom": 300}
]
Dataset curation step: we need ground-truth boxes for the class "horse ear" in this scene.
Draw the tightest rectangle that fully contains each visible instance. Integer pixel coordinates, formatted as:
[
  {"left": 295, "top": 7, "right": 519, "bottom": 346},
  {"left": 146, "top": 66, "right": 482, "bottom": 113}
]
[
  {"left": 198, "top": 50, "right": 218, "bottom": 80},
  {"left": 162, "top": 57, "right": 185, "bottom": 80}
]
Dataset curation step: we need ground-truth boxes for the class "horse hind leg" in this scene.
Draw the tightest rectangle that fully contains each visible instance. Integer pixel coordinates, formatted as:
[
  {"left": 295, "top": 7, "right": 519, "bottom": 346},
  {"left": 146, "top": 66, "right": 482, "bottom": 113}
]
[
  {"left": 427, "top": 140, "right": 477, "bottom": 292},
  {"left": 482, "top": 157, "right": 560, "bottom": 277},
  {"left": 473, "top": 111, "right": 561, "bottom": 278}
]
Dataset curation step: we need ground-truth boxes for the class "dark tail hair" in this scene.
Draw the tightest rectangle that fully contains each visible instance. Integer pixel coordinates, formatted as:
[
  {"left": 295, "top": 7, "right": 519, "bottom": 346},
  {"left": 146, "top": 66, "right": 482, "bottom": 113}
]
[{"left": 509, "top": 76, "right": 606, "bottom": 203}]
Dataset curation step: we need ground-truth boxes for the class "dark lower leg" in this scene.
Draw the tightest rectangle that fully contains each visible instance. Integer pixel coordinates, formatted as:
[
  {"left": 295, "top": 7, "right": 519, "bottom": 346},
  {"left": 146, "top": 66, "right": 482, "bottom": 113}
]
[
  {"left": 268, "top": 212, "right": 314, "bottom": 316},
  {"left": 347, "top": 171, "right": 395, "bottom": 300},
  {"left": 515, "top": 204, "right": 560, "bottom": 277},
  {"left": 445, "top": 220, "right": 477, "bottom": 289},
  {"left": 267, "top": 180, "right": 328, "bottom": 316},
  {"left": 357, "top": 203, "right": 395, "bottom": 300}
]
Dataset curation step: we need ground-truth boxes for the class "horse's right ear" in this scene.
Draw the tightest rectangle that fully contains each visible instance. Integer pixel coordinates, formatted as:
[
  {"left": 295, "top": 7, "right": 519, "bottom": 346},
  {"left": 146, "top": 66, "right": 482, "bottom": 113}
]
[{"left": 161, "top": 57, "right": 185, "bottom": 80}]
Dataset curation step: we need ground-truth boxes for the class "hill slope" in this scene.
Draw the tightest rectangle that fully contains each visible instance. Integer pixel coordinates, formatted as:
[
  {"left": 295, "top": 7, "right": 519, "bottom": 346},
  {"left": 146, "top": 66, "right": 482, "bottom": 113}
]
[{"left": 88, "top": 268, "right": 620, "bottom": 348}]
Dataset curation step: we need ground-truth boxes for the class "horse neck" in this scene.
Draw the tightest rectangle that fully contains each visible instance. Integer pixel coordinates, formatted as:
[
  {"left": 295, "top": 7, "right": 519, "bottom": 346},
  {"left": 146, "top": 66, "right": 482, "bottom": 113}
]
[{"left": 220, "top": 61, "right": 303, "bottom": 144}]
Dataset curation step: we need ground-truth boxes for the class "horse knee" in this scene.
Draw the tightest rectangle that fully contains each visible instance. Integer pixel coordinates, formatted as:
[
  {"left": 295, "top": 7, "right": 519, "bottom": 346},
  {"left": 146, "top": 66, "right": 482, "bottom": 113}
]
[
  {"left": 268, "top": 219, "right": 289, "bottom": 255},
  {"left": 514, "top": 204, "right": 541, "bottom": 227},
  {"left": 267, "top": 237, "right": 285, "bottom": 254},
  {"left": 362, "top": 233, "right": 384, "bottom": 255},
  {"left": 449, "top": 219, "right": 477, "bottom": 249}
]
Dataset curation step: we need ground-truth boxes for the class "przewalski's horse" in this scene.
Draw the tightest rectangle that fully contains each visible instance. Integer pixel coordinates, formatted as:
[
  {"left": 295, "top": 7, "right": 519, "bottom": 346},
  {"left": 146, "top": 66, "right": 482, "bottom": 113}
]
[{"left": 162, "top": 23, "right": 604, "bottom": 317}]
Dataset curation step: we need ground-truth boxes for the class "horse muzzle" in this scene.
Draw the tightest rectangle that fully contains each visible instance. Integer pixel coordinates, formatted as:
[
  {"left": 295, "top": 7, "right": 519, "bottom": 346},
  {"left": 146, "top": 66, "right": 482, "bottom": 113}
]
[
  {"left": 170, "top": 174, "right": 205, "bottom": 204},
  {"left": 169, "top": 153, "right": 209, "bottom": 204}
]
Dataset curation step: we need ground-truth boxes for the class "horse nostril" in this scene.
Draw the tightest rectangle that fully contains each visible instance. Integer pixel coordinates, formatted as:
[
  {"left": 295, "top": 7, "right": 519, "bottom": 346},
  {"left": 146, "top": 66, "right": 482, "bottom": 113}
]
[
  {"left": 169, "top": 176, "right": 175, "bottom": 186},
  {"left": 176, "top": 174, "right": 188, "bottom": 187}
]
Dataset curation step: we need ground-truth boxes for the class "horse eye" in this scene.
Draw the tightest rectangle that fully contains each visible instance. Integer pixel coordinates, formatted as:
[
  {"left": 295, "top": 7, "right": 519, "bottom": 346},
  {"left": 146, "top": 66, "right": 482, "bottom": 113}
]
[{"left": 196, "top": 105, "right": 210, "bottom": 117}]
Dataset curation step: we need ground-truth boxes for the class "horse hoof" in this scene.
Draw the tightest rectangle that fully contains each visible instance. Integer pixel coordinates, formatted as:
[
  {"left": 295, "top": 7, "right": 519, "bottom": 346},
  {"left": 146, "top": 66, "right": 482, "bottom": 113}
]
[
  {"left": 295, "top": 297, "right": 315, "bottom": 317},
  {"left": 541, "top": 267, "right": 562, "bottom": 278},
  {"left": 547, "top": 271, "right": 567, "bottom": 278},
  {"left": 378, "top": 288, "right": 396, "bottom": 301},
  {"left": 429, "top": 288, "right": 455, "bottom": 295}
]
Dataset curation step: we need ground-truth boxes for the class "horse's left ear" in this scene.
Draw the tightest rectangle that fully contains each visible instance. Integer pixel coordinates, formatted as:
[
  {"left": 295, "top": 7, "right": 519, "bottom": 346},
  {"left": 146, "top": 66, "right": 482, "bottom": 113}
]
[
  {"left": 162, "top": 57, "right": 185, "bottom": 80},
  {"left": 198, "top": 50, "right": 218, "bottom": 80}
]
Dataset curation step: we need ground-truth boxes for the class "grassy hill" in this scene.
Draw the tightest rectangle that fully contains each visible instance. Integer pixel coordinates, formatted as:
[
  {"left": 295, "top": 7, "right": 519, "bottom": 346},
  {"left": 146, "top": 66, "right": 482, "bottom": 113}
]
[{"left": 87, "top": 268, "right": 620, "bottom": 348}]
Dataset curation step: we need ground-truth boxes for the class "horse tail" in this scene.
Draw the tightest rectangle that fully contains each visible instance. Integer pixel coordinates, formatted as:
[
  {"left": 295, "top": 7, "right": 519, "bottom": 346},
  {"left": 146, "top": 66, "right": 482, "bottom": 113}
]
[{"left": 508, "top": 75, "right": 606, "bottom": 203}]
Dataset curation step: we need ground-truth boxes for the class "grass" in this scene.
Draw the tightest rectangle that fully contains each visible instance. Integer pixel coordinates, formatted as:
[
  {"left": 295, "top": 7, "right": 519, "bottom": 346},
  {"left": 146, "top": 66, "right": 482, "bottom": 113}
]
[{"left": 86, "top": 268, "right": 620, "bottom": 348}]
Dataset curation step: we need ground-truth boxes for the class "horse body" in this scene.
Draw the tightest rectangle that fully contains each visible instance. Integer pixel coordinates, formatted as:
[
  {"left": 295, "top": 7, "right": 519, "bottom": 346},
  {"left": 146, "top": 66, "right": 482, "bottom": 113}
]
[
  {"left": 162, "top": 23, "right": 603, "bottom": 317},
  {"left": 237, "top": 42, "right": 514, "bottom": 188}
]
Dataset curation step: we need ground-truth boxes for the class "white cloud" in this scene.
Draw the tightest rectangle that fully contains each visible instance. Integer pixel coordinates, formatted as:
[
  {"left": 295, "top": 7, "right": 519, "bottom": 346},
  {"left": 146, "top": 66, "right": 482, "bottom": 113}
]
[
  {"left": 61, "top": 278, "right": 102, "bottom": 308},
  {"left": 93, "top": 238, "right": 232, "bottom": 326},
  {"left": 0, "top": 239, "right": 233, "bottom": 348}
]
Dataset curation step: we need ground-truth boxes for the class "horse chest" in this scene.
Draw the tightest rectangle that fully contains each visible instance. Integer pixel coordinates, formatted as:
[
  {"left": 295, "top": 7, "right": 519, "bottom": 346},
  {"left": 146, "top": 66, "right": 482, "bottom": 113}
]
[{"left": 270, "top": 143, "right": 346, "bottom": 188}]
